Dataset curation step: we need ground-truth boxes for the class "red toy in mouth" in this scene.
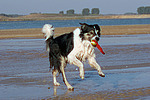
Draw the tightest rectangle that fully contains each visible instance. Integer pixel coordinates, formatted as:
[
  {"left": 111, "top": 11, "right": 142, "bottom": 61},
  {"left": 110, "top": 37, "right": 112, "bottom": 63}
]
[{"left": 91, "top": 40, "right": 105, "bottom": 55}]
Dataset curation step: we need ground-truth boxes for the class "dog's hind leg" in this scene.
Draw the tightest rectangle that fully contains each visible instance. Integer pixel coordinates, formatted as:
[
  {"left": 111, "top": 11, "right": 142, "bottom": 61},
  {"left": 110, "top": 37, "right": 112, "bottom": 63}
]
[
  {"left": 61, "top": 66, "right": 74, "bottom": 91},
  {"left": 88, "top": 57, "right": 105, "bottom": 77},
  {"left": 60, "top": 57, "right": 74, "bottom": 90},
  {"left": 52, "top": 69, "right": 60, "bottom": 86}
]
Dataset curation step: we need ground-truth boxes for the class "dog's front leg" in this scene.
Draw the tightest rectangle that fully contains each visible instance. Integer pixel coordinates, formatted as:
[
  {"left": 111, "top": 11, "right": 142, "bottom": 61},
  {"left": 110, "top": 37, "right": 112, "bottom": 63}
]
[
  {"left": 88, "top": 57, "right": 105, "bottom": 77},
  {"left": 73, "top": 59, "right": 84, "bottom": 79},
  {"left": 68, "top": 55, "right": 84, "bottom": 79},
  {"left": 70, "top": 58, "right": 84, "bottom": 79}
]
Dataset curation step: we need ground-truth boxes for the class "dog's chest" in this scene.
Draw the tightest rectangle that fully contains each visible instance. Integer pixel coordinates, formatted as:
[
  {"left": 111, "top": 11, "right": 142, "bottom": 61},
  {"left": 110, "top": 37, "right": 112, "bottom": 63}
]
[{"left": 75, "top": 41, "right": 95, "bottom": 61}]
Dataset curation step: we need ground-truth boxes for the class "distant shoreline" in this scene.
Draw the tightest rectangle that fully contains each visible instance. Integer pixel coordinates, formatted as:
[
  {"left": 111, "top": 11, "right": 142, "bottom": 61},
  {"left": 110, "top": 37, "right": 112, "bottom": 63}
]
[
  {"left": 0, "top": 24, "right": 150, "bottom": 39},
  {"left": 0, "top": 14, "right": 150, "bottom": 21}
]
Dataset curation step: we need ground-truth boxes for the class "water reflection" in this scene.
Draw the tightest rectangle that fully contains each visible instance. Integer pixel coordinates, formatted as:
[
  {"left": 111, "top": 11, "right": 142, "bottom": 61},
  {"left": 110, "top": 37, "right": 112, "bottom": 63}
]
[
  {"left": 53, "top": 86, "right": 58, "bottom": 96},
  {"left": 53, "top": 86, "right": 74, "bottom": 97}
]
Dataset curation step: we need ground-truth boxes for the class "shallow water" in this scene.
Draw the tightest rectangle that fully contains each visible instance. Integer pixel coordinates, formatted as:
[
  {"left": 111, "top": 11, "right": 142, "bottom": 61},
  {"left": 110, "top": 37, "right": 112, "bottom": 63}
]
[
  {"left": 0, "top": 18, "right": 150, "bottom": 29},
  {"left": 0, "top": 34, "right": 150, "bottom": 99},
  {"left": 0, "top": 67, "right": 150, "bottom": 99}
]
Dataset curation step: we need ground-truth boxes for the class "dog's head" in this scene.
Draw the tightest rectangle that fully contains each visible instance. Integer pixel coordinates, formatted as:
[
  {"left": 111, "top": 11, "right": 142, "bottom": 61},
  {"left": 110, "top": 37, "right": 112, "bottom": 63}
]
[{"left": 79, "top": 23, "right": 101, "bottom": 43}]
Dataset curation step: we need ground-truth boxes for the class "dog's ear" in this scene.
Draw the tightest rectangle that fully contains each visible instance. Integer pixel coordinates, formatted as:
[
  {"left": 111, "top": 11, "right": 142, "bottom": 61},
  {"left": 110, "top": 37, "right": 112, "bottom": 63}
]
[
  {"left": 94, "top": 24, "right": 101, "bottom": 37},
  {"left": 79, "top": 23, "right": 88, "bottom": 26},
  {"left": 79, "top": 23, "right": 89, "bottom": 31},
  {"left": 94, "top": 24, "right": 100, "bottom": 30}
]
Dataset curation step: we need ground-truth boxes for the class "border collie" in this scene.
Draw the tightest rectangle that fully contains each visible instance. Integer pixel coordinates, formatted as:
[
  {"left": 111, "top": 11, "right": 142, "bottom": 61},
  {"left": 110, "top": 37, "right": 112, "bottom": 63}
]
[{"left": 42, "top": 23, "right": 105, "bottom": 90}]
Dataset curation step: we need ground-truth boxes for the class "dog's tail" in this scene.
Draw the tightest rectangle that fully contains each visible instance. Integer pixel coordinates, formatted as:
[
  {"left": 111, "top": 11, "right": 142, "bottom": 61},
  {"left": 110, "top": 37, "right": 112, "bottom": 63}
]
[
  {"left": 42, "top": 24, "right": 55, "bottom": 40},
  {"left": 42, "top": 24, "right": 55, "bottom": 51}
]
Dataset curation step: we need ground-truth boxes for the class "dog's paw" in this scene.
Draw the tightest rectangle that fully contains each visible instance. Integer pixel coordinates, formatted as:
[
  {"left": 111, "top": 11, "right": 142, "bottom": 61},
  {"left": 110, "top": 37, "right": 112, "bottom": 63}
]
[
  {"left": 54, "top": 82, "right": 60, "bottom": 86},
  {"left": 80, "top": 74, "right": 84, "bottom": 80},
  {"left": 99, "top": 73, "right": 105, "bottom": 77},
  {"left": 67, "top": 86, "right": 74, "bottom": 91},
  {"left": 80, "top": 71, "right": 84, "bottom": 79},
  {"left": 99, "top": 71, "right": 105, "bottom": 77}
]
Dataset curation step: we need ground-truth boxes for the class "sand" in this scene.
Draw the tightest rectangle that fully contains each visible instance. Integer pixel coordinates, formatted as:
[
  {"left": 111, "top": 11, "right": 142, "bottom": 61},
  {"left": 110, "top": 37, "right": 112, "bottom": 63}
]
[{"left": 0, "top": 24, "right": 150, "bottom": 39}]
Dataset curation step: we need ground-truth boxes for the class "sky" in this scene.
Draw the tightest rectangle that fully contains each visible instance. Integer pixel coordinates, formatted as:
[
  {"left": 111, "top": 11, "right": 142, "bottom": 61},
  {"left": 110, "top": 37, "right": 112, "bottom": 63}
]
[{"left": 0, "top": 0, "right": 150, "bottom": 15}]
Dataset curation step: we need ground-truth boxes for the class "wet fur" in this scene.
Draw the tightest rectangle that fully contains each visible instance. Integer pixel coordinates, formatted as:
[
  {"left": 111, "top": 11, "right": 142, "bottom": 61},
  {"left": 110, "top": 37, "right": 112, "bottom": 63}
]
[{"left": 42, "top": 23, "right": 105, "bottom": 90}]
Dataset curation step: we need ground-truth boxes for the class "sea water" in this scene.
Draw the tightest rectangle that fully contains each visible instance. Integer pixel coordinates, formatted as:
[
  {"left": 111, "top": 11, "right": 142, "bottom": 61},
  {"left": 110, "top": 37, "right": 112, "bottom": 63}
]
[{"left": 0, "top": 18, "right": 150, "bottom": 29}]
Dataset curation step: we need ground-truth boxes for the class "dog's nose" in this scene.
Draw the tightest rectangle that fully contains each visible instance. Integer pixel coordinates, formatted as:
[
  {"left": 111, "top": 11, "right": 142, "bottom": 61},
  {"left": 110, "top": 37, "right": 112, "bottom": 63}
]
[{"left": 95, "top": 37, "right": 99, "bottom": 41}]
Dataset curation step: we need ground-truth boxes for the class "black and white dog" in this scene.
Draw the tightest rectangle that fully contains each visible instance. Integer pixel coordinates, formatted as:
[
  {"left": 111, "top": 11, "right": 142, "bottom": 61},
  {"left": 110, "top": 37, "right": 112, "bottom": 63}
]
[{"left": 42, "top": 23, "right": 105, "bottom": 90}]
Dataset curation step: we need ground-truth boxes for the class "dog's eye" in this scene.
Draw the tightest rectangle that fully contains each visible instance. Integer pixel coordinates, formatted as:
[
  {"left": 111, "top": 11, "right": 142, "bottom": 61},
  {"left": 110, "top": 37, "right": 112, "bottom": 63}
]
[
  {"left": 90, "top": 32, "right": 94, "bottom": 34},
  {"left": 87, "top": 33, "right": 90, "bottom": 36}
]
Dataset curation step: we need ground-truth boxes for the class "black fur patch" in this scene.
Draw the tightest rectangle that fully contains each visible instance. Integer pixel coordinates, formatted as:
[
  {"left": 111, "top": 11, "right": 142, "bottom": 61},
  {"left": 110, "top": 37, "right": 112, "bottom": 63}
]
[{"left": 47, "top": 32, "right": 74, "bottom": 72}]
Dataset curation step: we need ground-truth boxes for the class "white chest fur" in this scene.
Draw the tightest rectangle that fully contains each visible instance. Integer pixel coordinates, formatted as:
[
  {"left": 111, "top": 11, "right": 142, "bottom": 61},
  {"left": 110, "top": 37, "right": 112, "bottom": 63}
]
[
  {"left": 67, "top": 28, "right": 95, "bottom": 64},
  {"left": 75, "top": 40, "right": 95, "bottom": 61}
]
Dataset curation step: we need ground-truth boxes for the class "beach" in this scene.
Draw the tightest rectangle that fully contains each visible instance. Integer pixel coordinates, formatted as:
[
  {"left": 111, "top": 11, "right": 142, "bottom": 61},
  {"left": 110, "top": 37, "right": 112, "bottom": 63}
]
[
  {"left": 0, "top": 24, "right": 150, "bottom": 39},
  {"left": 1, "top": 14, "right": 150, "bottom": 21},
  {"left": 0, "top": 23, "right": 150, "bottom": 99}
]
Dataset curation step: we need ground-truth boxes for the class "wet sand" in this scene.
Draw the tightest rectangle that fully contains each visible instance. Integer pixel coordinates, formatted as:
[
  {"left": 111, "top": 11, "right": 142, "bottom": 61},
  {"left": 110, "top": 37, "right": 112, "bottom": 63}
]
[
  {"left": 0, "top": 24, "right": 150, "bottom": 39},
  {"left": 0, "top": 34, "right": 150, "bottom": 99}
]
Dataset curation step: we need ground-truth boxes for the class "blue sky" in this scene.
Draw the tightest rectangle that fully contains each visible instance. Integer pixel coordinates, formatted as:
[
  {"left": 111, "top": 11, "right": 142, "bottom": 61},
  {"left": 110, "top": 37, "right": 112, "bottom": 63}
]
[{"left": 0, "top": 0, "right": 149, "bottom": 15}]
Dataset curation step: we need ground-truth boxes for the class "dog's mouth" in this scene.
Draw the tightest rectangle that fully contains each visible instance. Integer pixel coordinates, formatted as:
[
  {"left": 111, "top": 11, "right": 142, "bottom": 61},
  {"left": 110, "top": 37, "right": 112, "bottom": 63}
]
[
  {"left": 90, "top": 39, "right": 97, "bottom": 47},
  {"left": 90, "top": 37, "right": 99, "bottom": 47},
  {"left": 91, "top": 37, "right": 99, "bottom": 42}
]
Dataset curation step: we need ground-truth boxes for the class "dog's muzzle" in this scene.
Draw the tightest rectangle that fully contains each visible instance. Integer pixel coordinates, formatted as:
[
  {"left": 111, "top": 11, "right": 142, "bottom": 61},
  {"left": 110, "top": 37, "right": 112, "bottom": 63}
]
[
  {"left": 95, "top": 37, "right": 99, "bottom": 41},
  {"left": 92, "top": 36, "right": 99, "bottom": 42}
]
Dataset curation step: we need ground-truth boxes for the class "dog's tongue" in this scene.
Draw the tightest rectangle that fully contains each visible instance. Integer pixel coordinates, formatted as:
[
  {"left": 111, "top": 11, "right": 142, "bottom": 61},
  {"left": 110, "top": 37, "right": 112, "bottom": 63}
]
[{"left": 92, "top": 40, "right": 105, "bottom": 55}]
